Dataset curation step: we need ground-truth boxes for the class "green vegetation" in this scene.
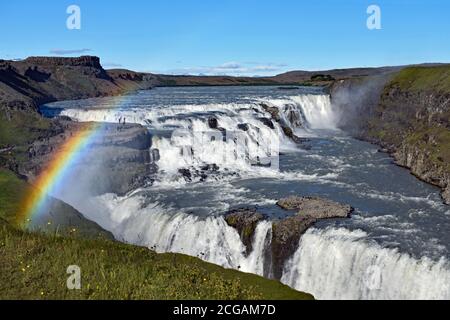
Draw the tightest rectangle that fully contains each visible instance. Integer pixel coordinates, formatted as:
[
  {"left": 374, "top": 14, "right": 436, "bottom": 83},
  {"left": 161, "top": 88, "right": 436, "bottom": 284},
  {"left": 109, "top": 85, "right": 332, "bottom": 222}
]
[
  {"left": 0, "top": 109, "right": 50, "bottom": 147},
  {"left": 0, "top": 169, "right": 313, "bottom": 300},
  {"left": 405, "top": 126, "right": 450, "bottom": 171},
  {"left": 389, "top": 65, "right": 450, "bottom": 94},
  {"left": 310, "top": 74, "right": 335, "bottom": 82}
]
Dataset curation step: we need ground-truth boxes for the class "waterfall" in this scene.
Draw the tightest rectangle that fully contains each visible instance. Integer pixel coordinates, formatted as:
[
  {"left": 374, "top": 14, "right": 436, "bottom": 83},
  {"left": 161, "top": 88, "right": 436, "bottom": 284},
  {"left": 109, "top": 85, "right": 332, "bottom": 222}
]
[
  {"left": 73, "top": 193, "right": 450, "bottom": 300},
  {"left": 76, "top": 194, "right": 273, "bottom": 277},
  {"left": 281, "top": 227, "right": 450, "bottom": 300},
  {"left": 58, "top": 94, "right": 338, "bottom": 182},
  {"left": 48, "top": 91, "right": 450, "bottom": 300}
]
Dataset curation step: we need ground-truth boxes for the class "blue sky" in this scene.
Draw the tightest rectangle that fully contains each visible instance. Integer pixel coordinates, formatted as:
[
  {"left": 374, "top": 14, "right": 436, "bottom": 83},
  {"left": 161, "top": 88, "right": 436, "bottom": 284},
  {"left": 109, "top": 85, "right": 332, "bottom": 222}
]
[{"left": 0, "top": 0, "right": 449, "bottom": 75}]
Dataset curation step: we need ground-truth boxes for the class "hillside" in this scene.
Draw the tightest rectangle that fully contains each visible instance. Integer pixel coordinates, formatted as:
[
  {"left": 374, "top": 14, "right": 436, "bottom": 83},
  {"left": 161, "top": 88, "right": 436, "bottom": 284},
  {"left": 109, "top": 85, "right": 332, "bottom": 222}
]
[
  {"left": 330, "top": 66, "right": 450, "bottom": 203},
  {"left": 365, "top": 66, "right": 450, "bottom": 203}
]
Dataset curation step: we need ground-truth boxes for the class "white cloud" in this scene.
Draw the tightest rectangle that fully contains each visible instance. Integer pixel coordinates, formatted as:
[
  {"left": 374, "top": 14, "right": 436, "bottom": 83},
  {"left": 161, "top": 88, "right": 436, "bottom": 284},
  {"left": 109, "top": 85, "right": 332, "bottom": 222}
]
[
  {"left": 49, "top": 48, "right": 92, "bottom": 55},
  {"left": 103, "top": 62, "right": 123, "bottom": 68},
  {"left": 163, "top": 61, "right": 288, "bottom": 76}
]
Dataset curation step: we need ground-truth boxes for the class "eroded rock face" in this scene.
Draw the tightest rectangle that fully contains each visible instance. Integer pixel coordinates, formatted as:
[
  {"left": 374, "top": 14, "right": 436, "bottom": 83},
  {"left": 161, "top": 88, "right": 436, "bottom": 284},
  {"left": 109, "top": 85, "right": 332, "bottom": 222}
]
[
  {"left": 224, "top": 208, "right": 266, "bottom": 256},
  {"left": 259, "top": 102, "right": 281, "bottom": 122},
  {"left": 271, "top": 215, "right": 316, "bottom": 279},
  {"left": 224, "top": 196, "right": 353, "bottom": 279}
]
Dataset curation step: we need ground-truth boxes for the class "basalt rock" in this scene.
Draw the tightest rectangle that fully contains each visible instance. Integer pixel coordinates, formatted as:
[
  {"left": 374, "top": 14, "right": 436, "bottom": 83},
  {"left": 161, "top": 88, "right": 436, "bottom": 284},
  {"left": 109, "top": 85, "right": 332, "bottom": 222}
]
[
  {"left": 281, "top": 125, "right": 304, "bottom": 144},
  {"left": 276, "top": 196, "right": 353, "bottom": 218},
  {"left": 224, "top": 196, "right": 353, "bottom": 280},
  {"left": 259, "top": 103, "right": 281, "bottom": 122},
  {"left": 208, "top": 117, "right": 219, "bottom": 129},
  {"left": 257, "top": 117, "right": 275, "bottom": 129},
  {"left": 237, "top": 123, "right": 250, "bottom": 131},
  {"left": 224, "top": 208, "right": 266, "bottom": 256},
  {"left": 271, "top": 215, "right": 317, "bottom": 279}
]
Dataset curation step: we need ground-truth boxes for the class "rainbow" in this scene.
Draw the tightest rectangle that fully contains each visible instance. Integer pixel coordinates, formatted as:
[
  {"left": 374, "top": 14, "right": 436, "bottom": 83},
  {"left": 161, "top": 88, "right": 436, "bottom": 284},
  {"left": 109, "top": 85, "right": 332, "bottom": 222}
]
[{"left": 16, "top": 95, "right": 130, "bottom": 228}]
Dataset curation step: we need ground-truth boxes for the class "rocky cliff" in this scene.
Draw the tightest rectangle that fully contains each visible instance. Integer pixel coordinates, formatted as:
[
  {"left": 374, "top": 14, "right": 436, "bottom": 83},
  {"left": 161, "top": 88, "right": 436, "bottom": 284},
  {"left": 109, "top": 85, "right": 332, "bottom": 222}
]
[
  {"left": 330, "top": 66, "right": 450, "bottom": 204},
  {"left": 0, "top": 56, "right": 158, "bottom": 111},
  {"left": 0, "top": 56, "right": 158, "bottom": 233}
]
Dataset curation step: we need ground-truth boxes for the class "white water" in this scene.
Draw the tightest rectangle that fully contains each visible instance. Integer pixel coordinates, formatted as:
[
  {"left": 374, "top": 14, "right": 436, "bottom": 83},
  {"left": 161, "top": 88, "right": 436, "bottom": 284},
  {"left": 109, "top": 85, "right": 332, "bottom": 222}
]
[
  {"left": 46, "top": 89, "right": 450, "bottom": 300},
  {"left": 75, "top": 193, "right": 450, "bottom": 300},
  {"left": 281, "top": 228, "right": 450, "bottom": 300},
  {"left": 60, "top": 94, "right": 336, "bottom": 180},
  {"left": 78, "top": 194, "right": 272, "bottom": 276}
]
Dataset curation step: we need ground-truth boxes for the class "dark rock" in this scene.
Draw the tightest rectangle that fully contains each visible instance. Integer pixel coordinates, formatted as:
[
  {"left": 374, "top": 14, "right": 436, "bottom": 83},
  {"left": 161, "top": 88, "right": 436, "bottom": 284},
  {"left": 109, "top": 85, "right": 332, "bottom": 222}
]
[
  {"left": 281, "top": 125, "right": 303, "bottom": 143},
  {"left": 224, "top": 196, "right": 352, "bottom": 279},
  {"left": 269, "top": 196, "right": 353, "bottom": 278},
  {"left": 224, "top": 208, "right": 266, "bottom": 256},
  {"left": 271, "top": 215, "right": 316, "bottom": 279},
  {"left": 237, "top": 123, "right": 250, "bottom": 131},
  {"left": 208, "top": 117, "right": 219, "bottom": 129},
  {"left": 259, "top": 103, "right": 281, "bottom": 122},
  {"left": 178, "top": 168, "right": 192, "bottom": 182},
  {"left": 201, "top": 163, "right": 219, "bottom": 172},
  {"left": 257, "top": 117, "right": 275, "bottom": 129}
]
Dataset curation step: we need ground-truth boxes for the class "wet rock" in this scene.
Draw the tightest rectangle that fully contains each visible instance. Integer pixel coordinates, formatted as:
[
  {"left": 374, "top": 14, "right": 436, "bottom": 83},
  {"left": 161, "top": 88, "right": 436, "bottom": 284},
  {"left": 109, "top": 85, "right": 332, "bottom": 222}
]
[
  {"left": 237, "top": 123, "right": 250, "bottom": 131},
  {"left": 271, "top": 196, "right": 353, "bottom": 278},
  {"left": 257, "top": 117, "right": 275, "bottom": 129},
  {"left": 224, "top": 196, "right": 353, "bottom": 279},
  {"left": 271, "top": 215, "right": 316, "bottom": 279},
  {"left": 224, "top": 208, "right": 266, "bottom": 256},
  {"left": 281, "top": 125, "right": 303, "bottom": 144},
  {"left": 259, "top": 103, "right": 281, "bottom": 122},
  {"left": 178, "top": 168, "right": 192, "bottom": 182},
  {"left": 201, "top": 163, "right": 219, "bottom": 172},
  {"left": 208, "top": 117, "right": 219, "bottom": 129}
]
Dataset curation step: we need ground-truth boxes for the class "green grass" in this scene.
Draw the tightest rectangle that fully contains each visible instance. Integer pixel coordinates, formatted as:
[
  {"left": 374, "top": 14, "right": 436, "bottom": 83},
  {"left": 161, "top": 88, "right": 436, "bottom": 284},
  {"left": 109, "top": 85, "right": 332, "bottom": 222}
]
[
  {"left": 389, "top": 65, "right": 450, "bottom": 94},
  {"left": 0, "top": 170, "right": 313, "bottom": 300},
  {"left": 0, "top": 109, "right": 51, "bottom": 147}
]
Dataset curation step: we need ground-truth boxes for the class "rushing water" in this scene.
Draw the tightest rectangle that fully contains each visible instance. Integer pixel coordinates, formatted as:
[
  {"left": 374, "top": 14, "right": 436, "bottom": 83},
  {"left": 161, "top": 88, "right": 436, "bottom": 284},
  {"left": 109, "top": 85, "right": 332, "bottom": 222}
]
[{"left": 42, "top": 86, "right": 450, "bottom": 300}]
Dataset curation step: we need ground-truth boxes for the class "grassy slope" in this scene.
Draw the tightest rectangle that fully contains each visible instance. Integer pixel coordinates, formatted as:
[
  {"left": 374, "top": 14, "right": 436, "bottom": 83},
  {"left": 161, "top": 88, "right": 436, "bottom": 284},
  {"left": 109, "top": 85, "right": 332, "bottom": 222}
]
[
  {"left": 389, "top": 66, "right": 450, "bottom": 94},
  {"left": 0, "top": 169, "right": 313, "bottom": 300}
]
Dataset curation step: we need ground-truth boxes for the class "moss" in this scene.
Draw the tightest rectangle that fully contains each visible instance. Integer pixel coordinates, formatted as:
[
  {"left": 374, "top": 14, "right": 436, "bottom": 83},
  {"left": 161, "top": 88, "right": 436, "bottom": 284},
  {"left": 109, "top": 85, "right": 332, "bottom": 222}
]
[
  {"left": 389, "top": 66, "right": 450, "bottom": 94},
  {"left": 404, "top": 127, "right": 450, "bottom": 171},
  {"left": 242, "top": 224, "right": 255, "bottom": 239},
  {"left": 0, "top": 108, "right": 50, "bottom": 147},
  {"left": 0, "top": 169, "right": 27, "bottom": 224}
]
